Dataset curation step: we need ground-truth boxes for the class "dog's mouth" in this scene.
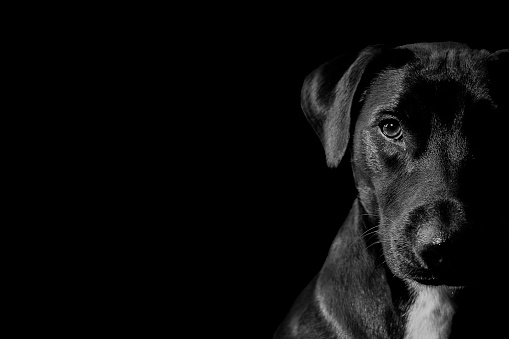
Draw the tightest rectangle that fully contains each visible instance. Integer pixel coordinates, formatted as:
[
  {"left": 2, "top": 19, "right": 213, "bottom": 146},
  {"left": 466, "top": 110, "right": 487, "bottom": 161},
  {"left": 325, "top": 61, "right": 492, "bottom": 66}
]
[
  {"left": 385, "top": 237, "right": 481, "bottom": 287},
  {"left": 406, "top": 270, "right": 470, "bottom": 287}
]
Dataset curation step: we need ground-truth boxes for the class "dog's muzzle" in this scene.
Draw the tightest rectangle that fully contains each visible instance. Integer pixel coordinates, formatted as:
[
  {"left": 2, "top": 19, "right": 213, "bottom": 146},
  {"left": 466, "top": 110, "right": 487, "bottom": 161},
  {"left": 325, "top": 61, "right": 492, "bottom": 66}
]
[{"left": 402, "top": 200, "right": 481, "bottom": 286}]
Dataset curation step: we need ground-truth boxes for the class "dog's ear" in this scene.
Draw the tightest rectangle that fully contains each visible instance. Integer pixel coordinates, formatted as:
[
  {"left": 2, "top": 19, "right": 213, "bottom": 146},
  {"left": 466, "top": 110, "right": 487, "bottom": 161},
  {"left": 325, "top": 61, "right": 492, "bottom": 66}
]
[
  {"left": 488, "top": 49, "right": 509, "bottom": 75},
  {"left": 490, "top": 48, "right": 509, "bottom": 60},
  {"left": 301, "top": 46, "right": 382, "bottom": 167},
  {"left": 488, "top": 49, "right": 509, "bottom": 78},
  {"left": 487, "top": 49, "right": 509, "bottom": 110}
]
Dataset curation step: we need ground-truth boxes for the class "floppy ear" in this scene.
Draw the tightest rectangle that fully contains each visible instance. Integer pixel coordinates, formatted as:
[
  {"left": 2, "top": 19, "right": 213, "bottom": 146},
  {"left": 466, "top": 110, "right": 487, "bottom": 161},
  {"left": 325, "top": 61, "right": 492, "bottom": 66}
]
[
  {"left": 488, "top": 48, "right": 509, "bottom": 77},
  {"left": 490, "top": 48, "right": 509, "bottom": 60},
  {"left": 301, "top": 46, "right": 382, "bottom": 167},
  {"left": 488, "top": 49, "right": 509, "bottom": 94},
  {"left": 484, "top": 49, "right": 509, "bottom": 123}
]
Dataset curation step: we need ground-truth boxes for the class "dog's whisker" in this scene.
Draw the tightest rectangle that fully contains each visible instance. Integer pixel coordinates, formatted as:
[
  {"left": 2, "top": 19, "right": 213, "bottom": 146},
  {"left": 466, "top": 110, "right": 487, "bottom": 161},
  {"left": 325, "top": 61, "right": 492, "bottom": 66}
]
[
  {"left": 373, "top": 252, "right": 387, "bottom": 270},
  {"left": 360, "top": 229, "right": 379, "bottom": 239},
  {"left": 363, "top": 230, "right": 379, "bottom": 239},
  {"left": 360, "top": 212, "right": 379, "bottom": 218},
  {"left": 375, "top": 259, "right": 387, "bottom": 271},
  {"left": 361, "top": 224, "right": 378, "bottom": 234},
  {"left": 364, "top": 240, "right": 381, "bottom": 251},
  {"left": 347, "top": 226, "right": 379, "bottom": 248},
  {"left": 349, "top": 225, "right": 377, "bottom": 242}
]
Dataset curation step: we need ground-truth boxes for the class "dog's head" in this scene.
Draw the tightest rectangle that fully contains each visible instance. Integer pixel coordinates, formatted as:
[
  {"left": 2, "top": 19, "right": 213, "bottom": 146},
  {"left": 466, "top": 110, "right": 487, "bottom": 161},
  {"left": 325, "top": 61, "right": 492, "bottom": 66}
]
[{"left": 302, "top": 42, "right": 509, "bottom": 286}]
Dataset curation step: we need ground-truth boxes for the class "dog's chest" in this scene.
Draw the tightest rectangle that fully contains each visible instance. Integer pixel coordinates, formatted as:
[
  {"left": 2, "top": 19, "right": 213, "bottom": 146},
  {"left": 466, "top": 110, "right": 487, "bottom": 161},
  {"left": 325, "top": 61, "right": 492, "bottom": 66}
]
[{"left": 404, "top": 286, "right": 455, "bottom": 339}]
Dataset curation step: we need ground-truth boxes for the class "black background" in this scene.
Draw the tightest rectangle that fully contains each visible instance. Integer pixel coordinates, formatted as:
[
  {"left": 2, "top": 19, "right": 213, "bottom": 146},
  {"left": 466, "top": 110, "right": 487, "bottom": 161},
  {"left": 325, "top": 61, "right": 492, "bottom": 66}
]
[{"left": 1, "top": 4, "right": 507, "bottom": 338}]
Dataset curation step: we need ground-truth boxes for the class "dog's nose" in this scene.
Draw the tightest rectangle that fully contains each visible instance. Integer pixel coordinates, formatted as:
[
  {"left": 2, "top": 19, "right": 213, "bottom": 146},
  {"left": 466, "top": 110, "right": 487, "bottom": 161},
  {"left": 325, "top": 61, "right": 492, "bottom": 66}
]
[
  {"left": 413, "top": 219, "right": 458, "bottom": 272},
  {"left": 418, "top": 242, "right": 449, "bottom": 271},
  {"left": 413, "top": 221, "right": 475, "bottom": 284},
  {"left": 416, "top": 236, "right": 474, "bottom": 285}
]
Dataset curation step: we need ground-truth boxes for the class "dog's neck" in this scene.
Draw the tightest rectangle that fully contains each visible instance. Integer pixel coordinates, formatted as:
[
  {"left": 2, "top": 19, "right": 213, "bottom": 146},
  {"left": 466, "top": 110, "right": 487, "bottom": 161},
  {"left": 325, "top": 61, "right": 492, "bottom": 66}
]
[{"left": 315, "top": 199, "right": 406, "bottom": 338}]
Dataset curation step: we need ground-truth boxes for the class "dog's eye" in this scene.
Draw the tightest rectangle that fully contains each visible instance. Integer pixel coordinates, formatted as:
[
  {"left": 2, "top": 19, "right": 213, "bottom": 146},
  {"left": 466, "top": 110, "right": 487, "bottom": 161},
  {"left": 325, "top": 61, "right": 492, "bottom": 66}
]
[{"left": 380, "top": 119, "right": 402, "bottom": 139}]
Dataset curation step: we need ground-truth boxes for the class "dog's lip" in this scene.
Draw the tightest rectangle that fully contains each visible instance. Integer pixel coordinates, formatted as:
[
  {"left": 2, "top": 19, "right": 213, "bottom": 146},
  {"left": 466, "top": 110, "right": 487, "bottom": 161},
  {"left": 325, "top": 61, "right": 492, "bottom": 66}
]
[
  {"left": 390, "top": 246, "right": 476, "bottom": 287},
  {"left": 407, "top": 273, "right": 440, "bottom": 285},
  {"left": 396, "top": 260, "right": 471, "bottom": 287},
  {"left": 408, "top": 271, "right": 471, "bottom": 287},
  {"left": 404, "top": 278, "right": 467, "bottom": 293},
  {"left": 387, "top": 245, "right": 475, "bottom": 287}
]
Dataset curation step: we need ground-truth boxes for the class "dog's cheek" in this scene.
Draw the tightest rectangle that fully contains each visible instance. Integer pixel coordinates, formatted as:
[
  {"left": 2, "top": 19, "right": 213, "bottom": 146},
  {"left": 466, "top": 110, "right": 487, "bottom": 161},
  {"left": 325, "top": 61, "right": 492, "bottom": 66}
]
[
  {"left": 358, "top": 130, "right": 414, "bottom": 275},
  {"left": 359, "top": 131, "right": 404, "bottom": 199},
  {"left": 351, "top": 131, "right": 383, "bottom": 214},
  {"left": 361, "top": 130, "right": 383, "bottom": 174}
]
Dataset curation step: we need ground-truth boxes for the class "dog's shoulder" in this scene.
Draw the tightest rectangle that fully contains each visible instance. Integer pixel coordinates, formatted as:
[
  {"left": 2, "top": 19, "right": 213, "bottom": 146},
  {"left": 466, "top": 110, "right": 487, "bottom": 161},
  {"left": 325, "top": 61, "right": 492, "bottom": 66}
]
[{"left": 274, "top": 275, "right": 345, "bottom": 339}]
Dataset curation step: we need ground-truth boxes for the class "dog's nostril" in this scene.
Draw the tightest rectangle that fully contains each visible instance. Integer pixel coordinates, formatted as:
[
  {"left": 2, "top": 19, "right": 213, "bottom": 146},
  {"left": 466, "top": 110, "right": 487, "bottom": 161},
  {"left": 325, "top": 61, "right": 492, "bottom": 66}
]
[{"left": 420, "top": 246, "right": 446, "bottom": 269}]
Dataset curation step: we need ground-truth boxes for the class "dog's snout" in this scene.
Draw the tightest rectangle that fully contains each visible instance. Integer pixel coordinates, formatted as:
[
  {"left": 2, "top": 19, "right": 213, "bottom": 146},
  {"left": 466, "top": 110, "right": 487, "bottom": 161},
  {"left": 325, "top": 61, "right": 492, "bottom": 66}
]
[
  {"left": 414, "top": 233, "right": 476, "bottom": 285},
  {"left": 412, "top": 210, "right": 477, "bottom": 285},
  {"left": 414, "top": 222, "right": 448, "bottom": 271}
]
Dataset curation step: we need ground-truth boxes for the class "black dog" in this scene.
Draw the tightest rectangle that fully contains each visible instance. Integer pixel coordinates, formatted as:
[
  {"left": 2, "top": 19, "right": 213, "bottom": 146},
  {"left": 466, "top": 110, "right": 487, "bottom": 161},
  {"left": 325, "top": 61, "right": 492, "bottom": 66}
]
[{"left": 275, "top": 42, "right": 509, "bottom": 339}]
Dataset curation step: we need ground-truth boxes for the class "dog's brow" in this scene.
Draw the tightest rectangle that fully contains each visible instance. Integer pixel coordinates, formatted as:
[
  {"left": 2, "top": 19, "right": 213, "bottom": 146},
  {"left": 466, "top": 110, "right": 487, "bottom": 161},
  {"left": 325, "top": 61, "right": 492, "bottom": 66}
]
[
  {"left": 370, "top": 104, "right": 404, "bottom": 123},
  {"left": 373, "top": 104, "right": 397, "bottom": 114},
  {"left": 364, "top": 68, "right": 407, "bottom": 123}
]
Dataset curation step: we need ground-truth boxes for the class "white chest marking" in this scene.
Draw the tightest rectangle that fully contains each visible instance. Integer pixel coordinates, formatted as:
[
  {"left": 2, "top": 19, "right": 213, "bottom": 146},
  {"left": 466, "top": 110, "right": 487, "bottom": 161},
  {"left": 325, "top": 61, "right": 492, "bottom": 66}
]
[{"left": 404, "top": 285, "right": 455, "bottom": 339}]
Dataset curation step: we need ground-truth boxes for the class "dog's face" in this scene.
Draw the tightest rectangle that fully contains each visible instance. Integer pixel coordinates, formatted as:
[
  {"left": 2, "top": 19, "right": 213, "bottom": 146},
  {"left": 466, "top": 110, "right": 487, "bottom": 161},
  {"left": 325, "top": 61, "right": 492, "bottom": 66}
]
[
  {"left": 353, "top": 47, "right": 509, "bottom": 286},
  {"left": 302, "top": 43, "right": 509, "bottom": 287}
]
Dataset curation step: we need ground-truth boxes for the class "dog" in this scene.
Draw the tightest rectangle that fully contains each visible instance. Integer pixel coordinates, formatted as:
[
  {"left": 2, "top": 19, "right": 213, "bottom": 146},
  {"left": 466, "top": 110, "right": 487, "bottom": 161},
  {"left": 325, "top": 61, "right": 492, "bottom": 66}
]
[{"left": 274, "top": 42, "right": 509, "bottom": 339}]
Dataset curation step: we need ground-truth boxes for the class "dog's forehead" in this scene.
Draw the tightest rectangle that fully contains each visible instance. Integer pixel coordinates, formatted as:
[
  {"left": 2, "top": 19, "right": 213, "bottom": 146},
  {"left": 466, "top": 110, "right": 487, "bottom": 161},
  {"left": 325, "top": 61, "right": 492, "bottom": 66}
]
[
  {"left": 361, "top": 47, "right": 493, "bottom": 121},
  {"left": 405, "top": 46, "right": 491, "bottom": 92},
  {"left": 361, "top": 68, "right": 407, "bottom": 118}
]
